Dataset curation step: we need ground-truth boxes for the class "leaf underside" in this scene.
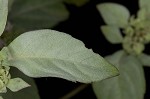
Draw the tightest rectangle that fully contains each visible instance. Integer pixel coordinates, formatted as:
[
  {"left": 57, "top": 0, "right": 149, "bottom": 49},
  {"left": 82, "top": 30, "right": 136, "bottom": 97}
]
[{"left": 2, "top": 29, "right": 118, "bottom": 83}]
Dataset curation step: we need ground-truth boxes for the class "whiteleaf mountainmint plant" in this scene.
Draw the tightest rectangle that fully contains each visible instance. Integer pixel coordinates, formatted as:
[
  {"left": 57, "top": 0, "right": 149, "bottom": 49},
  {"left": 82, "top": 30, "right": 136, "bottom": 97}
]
[
  {"left": 92, "top": 0, "right": 150, "bottom": 99},
  {"left": 0, "top": 0, "right": 119, "bottom": 99}
]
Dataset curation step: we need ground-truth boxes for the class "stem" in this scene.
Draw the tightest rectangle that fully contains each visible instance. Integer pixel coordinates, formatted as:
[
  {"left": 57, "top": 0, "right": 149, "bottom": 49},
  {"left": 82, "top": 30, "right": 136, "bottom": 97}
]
[{"left": 59, "top": 84, "right": 89, "bottom": 99}]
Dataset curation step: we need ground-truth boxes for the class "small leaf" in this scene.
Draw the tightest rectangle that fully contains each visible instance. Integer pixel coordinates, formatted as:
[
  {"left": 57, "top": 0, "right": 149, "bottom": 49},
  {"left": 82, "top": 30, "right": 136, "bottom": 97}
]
[
  {"left": 0, "top": 67, "right": 40, "bottom": 99},
  {"left": 92, "top": 51, "right": 146, "bottom": 99},
  {"left": 138, "top": 53, "right": 150, "bottom": 67},
  {"left": 0, "top": 0, "right": 8, "bottom": 36},
  {"left": 139, "top": 0, "right": 150, "bottom": 17},
  {"left": 101, "top": 25, "right": 123, "bottom": 44},
  {"left": 0, "top": 87, "right": 7, "bottom": 93},
  {"left": 0, "top": 96, "right": 3, "bottom": 99},
  {"left": 7, "top": 78, "right": 30, "bottom": 92},
  {"left": 137, "top": 8, "right": 146, "bottom": 20},
  {"left": 97, "top": 3, "right": 130, "bottom": 28},
  {"left": 139, "top": 0, "right": 150, "bottom": 8},
  {"left": 2, "top": 29, "right": 118, "bottom": 83}
]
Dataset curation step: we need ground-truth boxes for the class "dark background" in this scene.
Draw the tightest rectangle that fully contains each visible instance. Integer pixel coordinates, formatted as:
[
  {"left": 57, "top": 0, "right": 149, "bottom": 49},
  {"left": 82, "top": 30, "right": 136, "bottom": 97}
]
[{"left": 34, "top": 0, "right": 150, "bottom": 98}]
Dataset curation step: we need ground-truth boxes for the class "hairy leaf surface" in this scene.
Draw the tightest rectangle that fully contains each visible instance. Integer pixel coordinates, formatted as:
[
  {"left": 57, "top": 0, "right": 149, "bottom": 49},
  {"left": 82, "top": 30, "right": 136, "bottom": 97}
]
[{"left": 2, "top": 29, "right": 118, "bottom": 83}]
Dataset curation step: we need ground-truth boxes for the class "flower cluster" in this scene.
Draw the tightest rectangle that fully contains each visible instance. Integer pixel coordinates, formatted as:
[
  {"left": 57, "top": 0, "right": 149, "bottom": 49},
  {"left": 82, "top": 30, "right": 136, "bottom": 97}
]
[
  {"left": 0, "top": 66, "right": 10, "bottom": 91},
  {"left": 98, "top": 3, "right": 150, "bottom": 55},
  {"left": 123, "top": 9, "right": 150, "bottom": 55}
]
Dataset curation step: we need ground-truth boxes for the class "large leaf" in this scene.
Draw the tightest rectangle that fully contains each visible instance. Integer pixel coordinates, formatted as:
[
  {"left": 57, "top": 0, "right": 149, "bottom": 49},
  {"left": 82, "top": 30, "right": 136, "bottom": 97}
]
[
  {"left": 0, "top": 0, "right": 8, "bottom": 36},
  {"left": 101, "top": 25, "right": 123, "bottom": 44},
  {"left": 2, "top": 29, "right": 118, "bottom": 83},
  {"left": 138, "top": 53, "right": 150, "bottom": 67},
  {"left": 8, "top": 0, "right": 69, "bottom": 31},
  {"left": 97, "top": 3, "right": 130, "bottom": 28},
  {"left": 92, "top": 50, "right": 145, "bottom": 99},
  {"left": 0, "top": 67, "right": 40, "bottom": 99}
]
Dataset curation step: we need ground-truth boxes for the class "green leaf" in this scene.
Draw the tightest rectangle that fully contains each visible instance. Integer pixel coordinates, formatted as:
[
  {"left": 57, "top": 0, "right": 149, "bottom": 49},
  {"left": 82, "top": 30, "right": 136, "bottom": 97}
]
[
  {"left": 0, "top": 88, "right": 6, "bottom": 94},
  {"left": 2, "top": 29, "right": 118, "bottom": 83},
  {"left": 0, "top": 96, "right": 3, "bottom": 99},
  {"left": 139, "top": 0, "right": 150, "bottom": 8},
  {"left": 9, "top": 0, "right": 69, "bottom": 31},
  {"left": 97, "top": 3, "right": 130, "bottom": 28},
  {"left": 137, "top": 8, "right": 146, "bottom": 20},
  {"left": 92, "top": 51, "right": 145, "bottom": 99},
  {"left": 7, "top": 78, "right": 30, "bottom": 92},
  {"left": 1, "top": 67, "right": 40, "bottom": 99},
  {"left": 101, "top": 25, "right": 123, "bottom": 44},
  {"left": 139, "top": 0, "right": 150, "bottom": 18},
  {"left": 0, "top": 0, "right": 8, "bottom": 36},
  {"left": 64, "top": 0, "right": 89, "bottom": 7},
  {"left": 138, "top": 53, "right": 150, "bottom": 67}
]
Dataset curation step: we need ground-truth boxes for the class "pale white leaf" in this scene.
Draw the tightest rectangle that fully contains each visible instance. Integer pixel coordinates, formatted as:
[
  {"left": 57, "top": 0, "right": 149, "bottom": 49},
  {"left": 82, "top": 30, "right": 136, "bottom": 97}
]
[
  {"left": 97, "top": 3, "right": 130, "bottom": 28},
  {"left": 2, "top": 29, "right": 119, "bottom": 83},
  {"left": 101, "top": 25, "right": 123, "bottom": 44},
  {"left": 7, "top": 78, "right": 30, "bottom": 92}
]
